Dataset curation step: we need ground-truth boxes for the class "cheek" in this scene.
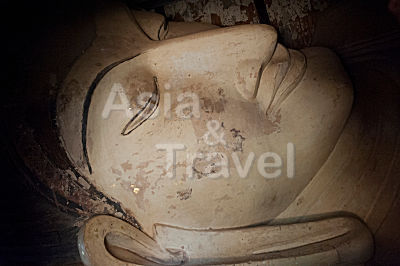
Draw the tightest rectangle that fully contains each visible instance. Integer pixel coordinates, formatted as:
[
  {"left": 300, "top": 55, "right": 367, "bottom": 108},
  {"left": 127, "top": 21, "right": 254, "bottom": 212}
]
[{"left": 274, "top": 48, "right": 353, "bottom": 186}]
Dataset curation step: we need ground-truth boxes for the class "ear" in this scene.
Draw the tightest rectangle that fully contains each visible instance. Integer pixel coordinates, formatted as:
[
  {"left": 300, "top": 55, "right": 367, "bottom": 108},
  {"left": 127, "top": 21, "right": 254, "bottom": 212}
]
[{"left": 78, "top": 215, "right": 186, "bottom": 265}]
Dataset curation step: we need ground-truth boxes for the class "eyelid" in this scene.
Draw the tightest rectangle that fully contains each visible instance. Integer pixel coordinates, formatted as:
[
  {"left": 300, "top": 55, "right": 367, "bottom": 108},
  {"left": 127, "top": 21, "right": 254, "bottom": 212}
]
[{"left": 121, "top": 76, "right": 160, "bottom": 136}]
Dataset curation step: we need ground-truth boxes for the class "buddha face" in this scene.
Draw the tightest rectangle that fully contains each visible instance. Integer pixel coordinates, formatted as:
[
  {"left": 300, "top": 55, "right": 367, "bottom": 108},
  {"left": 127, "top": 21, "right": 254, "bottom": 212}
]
[{"left": 70, "top": 23, "right": 352, "bottom": 236}]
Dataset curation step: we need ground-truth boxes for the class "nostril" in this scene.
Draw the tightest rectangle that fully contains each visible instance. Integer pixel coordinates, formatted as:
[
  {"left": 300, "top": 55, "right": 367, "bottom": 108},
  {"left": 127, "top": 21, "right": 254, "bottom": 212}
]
[
  {"left": 266, "top": 49, "right": 306, "bottom": 116},
  {"left": 256, "top": 45, "right": 306, "bottom": 116},
  {"left": 256, "top": 44, "right": 291, "bottom": 113}
]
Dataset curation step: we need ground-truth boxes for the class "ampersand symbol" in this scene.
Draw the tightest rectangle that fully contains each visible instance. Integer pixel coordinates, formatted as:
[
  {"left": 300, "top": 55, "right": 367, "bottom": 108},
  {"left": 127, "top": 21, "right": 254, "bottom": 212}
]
[{"left": 203, "top": 120, "right": 226, "bottom": 146}]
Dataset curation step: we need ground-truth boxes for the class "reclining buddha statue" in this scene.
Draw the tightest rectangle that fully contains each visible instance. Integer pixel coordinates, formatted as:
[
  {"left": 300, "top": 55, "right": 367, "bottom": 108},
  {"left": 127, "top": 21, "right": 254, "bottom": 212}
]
[{"left": 32, "top": 2, "right": 380, "bottom": 265}]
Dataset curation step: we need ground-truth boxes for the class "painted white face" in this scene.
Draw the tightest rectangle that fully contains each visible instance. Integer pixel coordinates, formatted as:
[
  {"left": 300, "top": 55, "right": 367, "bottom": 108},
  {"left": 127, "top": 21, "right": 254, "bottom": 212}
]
[{"left": 85, "top": 24, "right": 353, "bottom": 235}]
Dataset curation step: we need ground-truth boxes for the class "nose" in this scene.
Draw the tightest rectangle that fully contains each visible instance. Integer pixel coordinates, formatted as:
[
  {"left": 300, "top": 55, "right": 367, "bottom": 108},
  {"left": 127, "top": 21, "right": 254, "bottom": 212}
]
[
  {"left": 256, "top": 44, "right": 306, "bottom": 115},
  {"left": 142, "top": 24, "right": 277, "bottom": 100}
]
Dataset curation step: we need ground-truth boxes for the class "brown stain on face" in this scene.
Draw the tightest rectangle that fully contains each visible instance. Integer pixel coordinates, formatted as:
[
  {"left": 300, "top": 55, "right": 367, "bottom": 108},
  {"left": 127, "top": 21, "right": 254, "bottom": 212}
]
[
  {"left": 131, "top": 175, "right": 151, "bottom": 211},
  {"left": 176, "top": 188, "right": 192, "bottom": 200},
  {"left": 201, "top": 98, "right": 213, "bottom": 113},
  {"left": 123, "top": 70, "right": 154, "bottom": 108},
  {"left": 118, "top": 160, "right": 155, "bottom": 211},
  {"left": 111, "top": 167, "right": 122, "bottom": 176},
  {"left": 121, "top": 180, "right": 134, "bottom": 192},
  {"left": 121, "top": 160, "right": 132, "bottom": 172},
  {"left": 214, "top": 99, "right": 226, "bottom": 113},
  {"left": 218, "top": 88, "right": 225, "bottom": 96},
  {"left": 190, "top": 96, "right": 282, "bottom": 164},
  {"left": 192, "top": 152, "right": 227, "bottom": 179},
  {"left": 137, "top": 161, "right": 151, "bottom": 170},
  {"left": 236, "top": 71, "right": 245, "bottom": 85},
  {"left": 200, "top": 97, "right": 226, "bottom": 114},
  {"left": 166, "top": 82, "right": 202, "bottom": 121},
  {"left": 200, "top": 86, "right": 227, "bottom": 115},
  {"left": 150, "top": 175, "right": 164, "bottom": 191},
  {"left": 229, "top": 128, "right": 246, "bottom": 152}
]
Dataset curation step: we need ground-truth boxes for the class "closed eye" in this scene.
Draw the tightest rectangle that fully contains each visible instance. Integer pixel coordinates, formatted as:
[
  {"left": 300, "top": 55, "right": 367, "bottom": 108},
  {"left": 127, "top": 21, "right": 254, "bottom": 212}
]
[{"left": 121, "top": 76, "right": 160, "bottom": 136}]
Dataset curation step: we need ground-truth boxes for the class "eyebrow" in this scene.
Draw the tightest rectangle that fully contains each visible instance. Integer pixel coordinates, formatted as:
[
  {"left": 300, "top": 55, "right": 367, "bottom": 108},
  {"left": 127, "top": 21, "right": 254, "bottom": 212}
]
[
  {"left": 121, "top": 76, "right": 160, "bottom": 136},
  {"left": 82, "top": 54, "right": 141, "bottom": 174}
]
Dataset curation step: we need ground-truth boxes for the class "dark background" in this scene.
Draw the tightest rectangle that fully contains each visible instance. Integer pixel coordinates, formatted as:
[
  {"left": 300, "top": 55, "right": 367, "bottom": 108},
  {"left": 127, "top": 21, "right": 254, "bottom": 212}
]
[{"left": 1, "top": 0, "right": 400, "bottom": 265}]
